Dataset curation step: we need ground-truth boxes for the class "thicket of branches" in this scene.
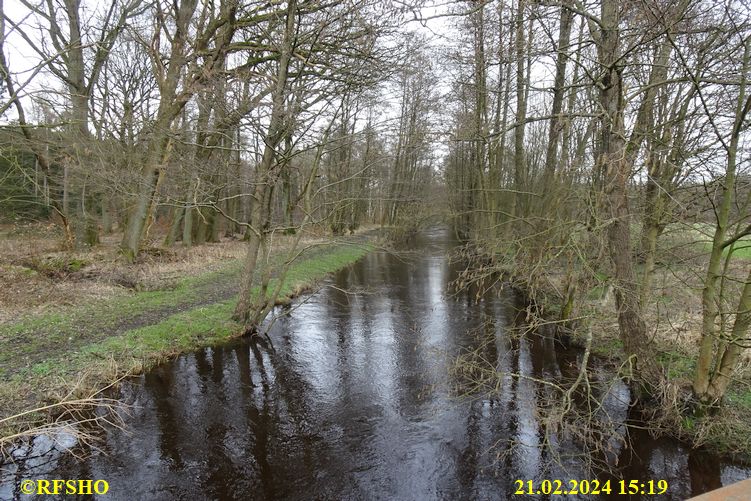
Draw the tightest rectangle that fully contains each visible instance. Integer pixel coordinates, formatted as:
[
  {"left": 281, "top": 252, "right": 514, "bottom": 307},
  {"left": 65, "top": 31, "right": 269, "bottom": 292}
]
[{"left": 441, "top": 0, "right": 751, "bottom": 414}]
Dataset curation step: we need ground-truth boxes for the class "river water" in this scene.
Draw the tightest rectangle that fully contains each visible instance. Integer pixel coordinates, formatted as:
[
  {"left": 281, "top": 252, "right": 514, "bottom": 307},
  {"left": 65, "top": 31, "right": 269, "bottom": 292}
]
[{"left": 3, "top": 226, "right": 750, "bottom": 500}]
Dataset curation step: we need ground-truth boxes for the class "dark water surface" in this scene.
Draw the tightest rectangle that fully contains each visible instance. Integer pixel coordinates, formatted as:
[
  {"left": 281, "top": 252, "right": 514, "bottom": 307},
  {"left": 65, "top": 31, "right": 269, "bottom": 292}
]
[{"left": 4, "top": 226, "right": 750, "bottom": 500}]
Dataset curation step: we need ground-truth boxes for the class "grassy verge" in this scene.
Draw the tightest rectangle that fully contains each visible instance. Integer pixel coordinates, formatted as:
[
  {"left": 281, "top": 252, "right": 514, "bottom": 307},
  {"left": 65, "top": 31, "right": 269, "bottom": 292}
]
[
  {"left": 0, "top": 262, "right": 244, "bottom": 376},
  {"left": 0, "top": 241, "right": 372, "bottom": 443}
]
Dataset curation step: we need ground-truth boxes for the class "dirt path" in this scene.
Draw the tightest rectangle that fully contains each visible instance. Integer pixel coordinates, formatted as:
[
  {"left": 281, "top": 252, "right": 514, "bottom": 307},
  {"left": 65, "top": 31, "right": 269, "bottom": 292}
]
[{"left": 0, "top": 231, "right": 379, "bottom": 381}]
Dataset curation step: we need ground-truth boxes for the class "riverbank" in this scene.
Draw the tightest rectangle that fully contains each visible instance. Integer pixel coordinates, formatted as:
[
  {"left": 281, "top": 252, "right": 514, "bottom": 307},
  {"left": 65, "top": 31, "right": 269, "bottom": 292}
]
[
  {"left": 0, "top": 225, "right": 376, "bottom": 447},
  {"left": 516, "top": 225, "right": 751, "bottom": 463},
  {"left": 564, "top": 315, "right": 751, "bottom": 464}
]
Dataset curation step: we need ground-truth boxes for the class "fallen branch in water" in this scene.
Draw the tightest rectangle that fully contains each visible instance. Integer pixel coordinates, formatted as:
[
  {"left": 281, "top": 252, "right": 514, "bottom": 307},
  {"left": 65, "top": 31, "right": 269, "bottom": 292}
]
[{"left": 0, "top": 372, "right": 130, "bottom": 460}]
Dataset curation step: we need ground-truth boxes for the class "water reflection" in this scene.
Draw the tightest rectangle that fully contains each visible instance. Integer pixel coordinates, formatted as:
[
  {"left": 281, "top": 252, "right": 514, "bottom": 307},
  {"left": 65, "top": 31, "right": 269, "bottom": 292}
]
[{"left": 3, "top": 226, "right": 749, "bottom": 500}]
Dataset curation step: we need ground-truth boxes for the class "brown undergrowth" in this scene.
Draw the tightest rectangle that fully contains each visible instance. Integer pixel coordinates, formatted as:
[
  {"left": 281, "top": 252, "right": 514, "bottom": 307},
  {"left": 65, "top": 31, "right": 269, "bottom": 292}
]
[
  {"left": 0, "top": 223, "right": 342, "bottom": 322},
  {"left": 0, "top": 224, "right": 253, "bottom": 323}
]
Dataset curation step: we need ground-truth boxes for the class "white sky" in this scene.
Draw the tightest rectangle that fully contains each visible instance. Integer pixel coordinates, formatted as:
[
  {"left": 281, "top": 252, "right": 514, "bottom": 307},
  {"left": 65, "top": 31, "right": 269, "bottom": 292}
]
[{"left": 0, "top": 0, "right": 569, "bottom": 170}]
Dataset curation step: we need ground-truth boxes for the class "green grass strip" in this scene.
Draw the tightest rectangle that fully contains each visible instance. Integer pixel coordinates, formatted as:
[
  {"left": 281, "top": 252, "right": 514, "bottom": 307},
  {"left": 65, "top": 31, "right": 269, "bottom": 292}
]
[{"left": 0, "top": 242, "right": 372, "bottom": 427}]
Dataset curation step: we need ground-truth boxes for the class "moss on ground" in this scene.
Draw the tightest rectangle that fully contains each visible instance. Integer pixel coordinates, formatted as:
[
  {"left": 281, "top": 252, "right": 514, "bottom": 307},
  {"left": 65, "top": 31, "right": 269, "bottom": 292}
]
[{"left": 0, "top": 241, "right": 372, "bottom": 441}]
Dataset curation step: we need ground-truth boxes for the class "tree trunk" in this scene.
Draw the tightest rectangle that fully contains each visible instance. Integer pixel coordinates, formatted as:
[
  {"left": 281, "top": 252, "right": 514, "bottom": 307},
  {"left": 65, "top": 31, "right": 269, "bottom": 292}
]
[
  {"left": 597, "top": 0, "right": 660, "bottom": 395},
  {"left": 120, "top": 0, "right": 229, "bottom": 260},
  {"left": 121, "top": 132, "right": 172, "bottom": 260},
  {"left": 704, "top": 267, "right": 751, "bottom": 401},
  {"left": 233, "top": 0, "right": 297, "bottom": 327},
  {"left": 511, "top": 0, "right": 527, "bottom": 222},
  {"left": 164, "top": 206, "right": 183, "bottom": 246},
  {"left": 694, "top": 40, "right": 751, "bottom": 404},
  {"left": 541, "top": 1, "right": 572, "bottom": 197}
]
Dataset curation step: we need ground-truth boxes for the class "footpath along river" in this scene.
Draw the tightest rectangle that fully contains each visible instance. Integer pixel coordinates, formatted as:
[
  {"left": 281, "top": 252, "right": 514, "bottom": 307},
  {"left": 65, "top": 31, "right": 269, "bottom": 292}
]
[{"left": 4, "top": 226, "right": 750, "bottom": 500}]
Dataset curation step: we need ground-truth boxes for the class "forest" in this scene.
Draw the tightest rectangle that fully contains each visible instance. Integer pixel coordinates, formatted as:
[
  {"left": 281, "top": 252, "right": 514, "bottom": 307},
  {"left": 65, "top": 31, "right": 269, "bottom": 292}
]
[{"left": 1, "top": 0, "right": 750, "bottom": 499}]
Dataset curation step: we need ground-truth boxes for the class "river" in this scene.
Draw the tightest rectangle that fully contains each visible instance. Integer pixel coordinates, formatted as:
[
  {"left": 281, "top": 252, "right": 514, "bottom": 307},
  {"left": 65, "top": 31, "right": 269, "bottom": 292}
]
[{"left": 3, "top": 226, "right": 750, "bottom": 500}]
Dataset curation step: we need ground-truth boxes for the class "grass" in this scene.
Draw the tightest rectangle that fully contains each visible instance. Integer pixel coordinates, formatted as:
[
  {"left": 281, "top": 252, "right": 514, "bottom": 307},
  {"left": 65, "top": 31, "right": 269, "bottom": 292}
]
[
  {"left": 704, "top": 396, "right": 751, "bottom": 462},
  {"left": 0, "top": 241, "right": 373, "bottom": 442},
  {"left": 0, "top": 256, "right": 258, "bottom": 375},
  {"left": 657, "top": 350, "right": 696, "bottom": 380},
  {"left": 1, "top": 260, "right": 242, "bottom": 337},
  {"left": 727, "top": 388, "right": 751, "bottom": 411},
  {"left": 720, "top": 242, "right": 751, "bottom": 260},
  {"left": 679, "top": 222, "right": 751, "bottom": 260}
]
